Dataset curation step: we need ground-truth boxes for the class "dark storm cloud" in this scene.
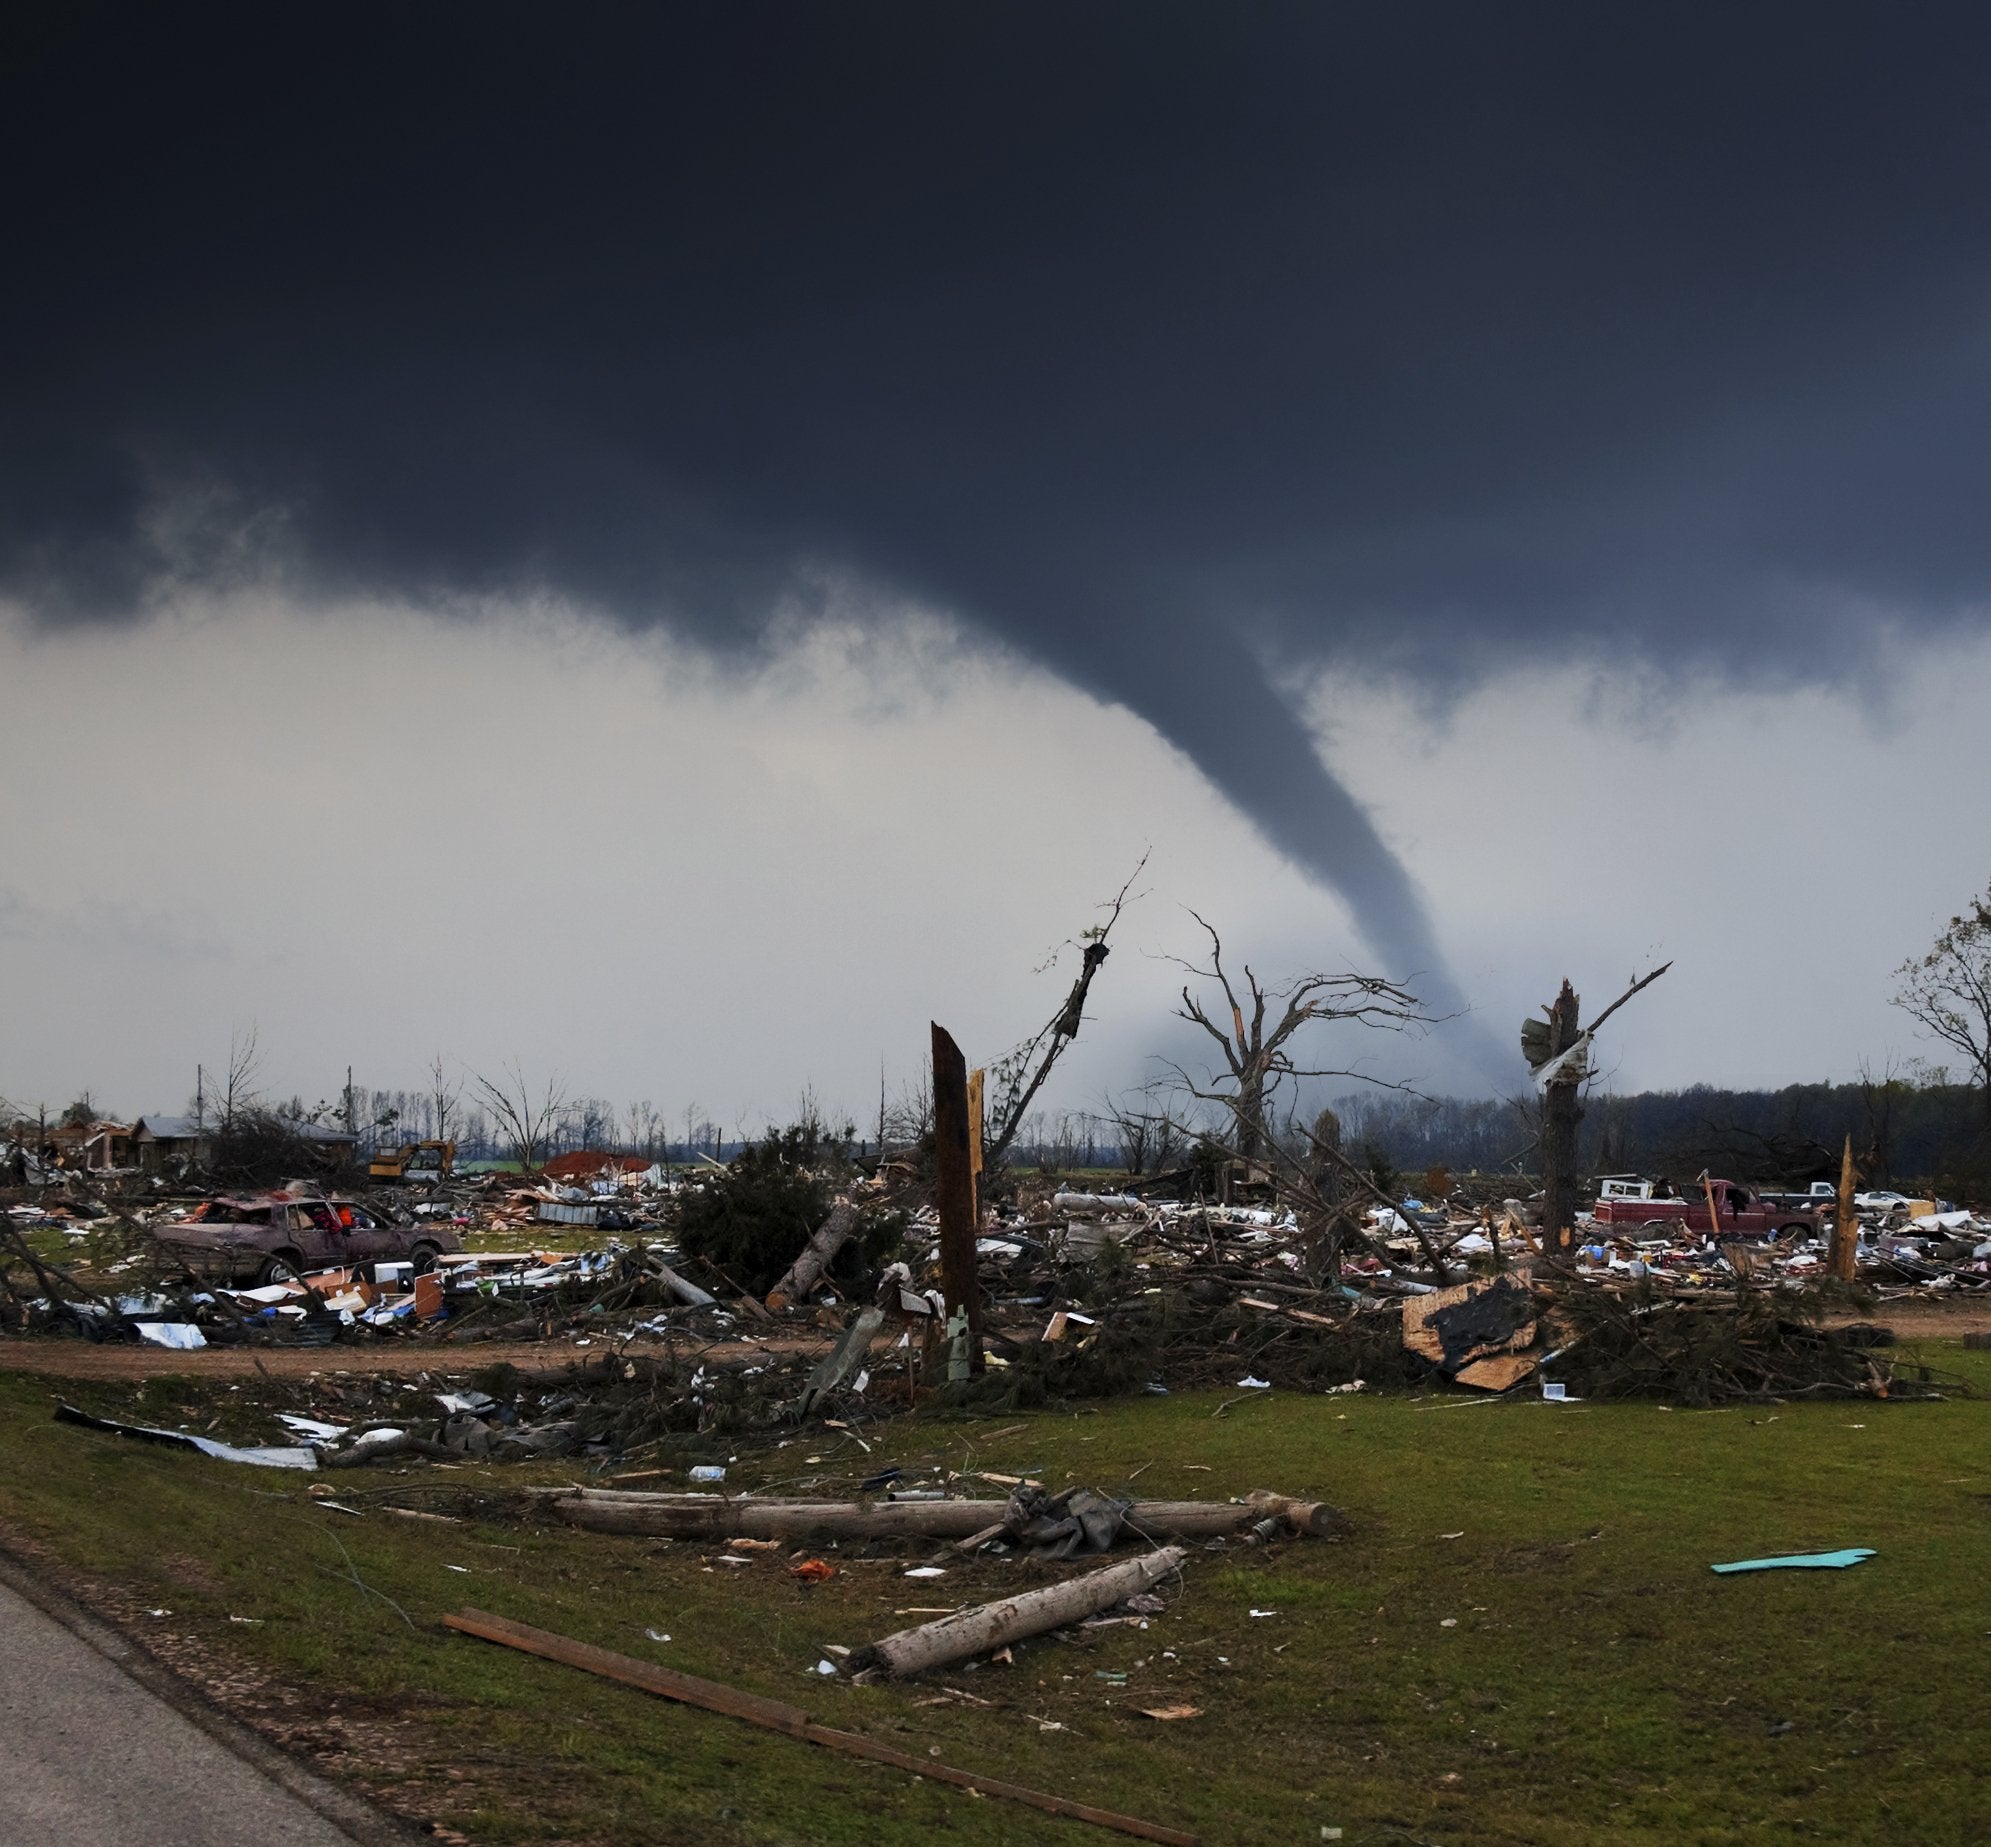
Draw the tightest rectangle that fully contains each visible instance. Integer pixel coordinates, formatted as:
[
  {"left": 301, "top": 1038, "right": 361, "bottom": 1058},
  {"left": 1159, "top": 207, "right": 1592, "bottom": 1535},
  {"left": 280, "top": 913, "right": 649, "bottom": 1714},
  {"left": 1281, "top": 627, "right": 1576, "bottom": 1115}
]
[{"left": 7, "top": 3, "right": 1991, "bottom": 1025}]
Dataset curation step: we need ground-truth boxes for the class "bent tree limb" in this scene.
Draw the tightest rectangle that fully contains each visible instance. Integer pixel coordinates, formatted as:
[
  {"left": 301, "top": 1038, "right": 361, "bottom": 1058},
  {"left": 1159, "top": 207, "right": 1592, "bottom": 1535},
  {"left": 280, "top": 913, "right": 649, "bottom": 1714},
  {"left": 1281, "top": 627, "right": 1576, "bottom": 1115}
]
[{"left": 985, "top": 852, "right": 1147, "bottom": 1166}]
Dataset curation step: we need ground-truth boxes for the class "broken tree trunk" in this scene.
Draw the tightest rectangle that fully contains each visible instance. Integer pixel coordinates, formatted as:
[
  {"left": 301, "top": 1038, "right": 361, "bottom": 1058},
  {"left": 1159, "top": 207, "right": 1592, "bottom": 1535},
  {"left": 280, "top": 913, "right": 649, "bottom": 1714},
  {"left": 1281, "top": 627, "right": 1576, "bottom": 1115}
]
[
  {"left": 1832, "top": 1135, "right": 1859, "bottom": 1282},
  {"left": 1539, "top": 979, "right": 1583, "bottom": 1263},
  {"left": 852, "top": 1545, "right": 1188, "bottom": 1678},
  {"left": 931, "top": 1021, "right": 983, "bottom": 1372},
  {"left": 548, "top": 1490, "right": 1320, "bottom": 1543},
  {"left": 766, "top": 1200, "right": 858, "bottom": 1310}
]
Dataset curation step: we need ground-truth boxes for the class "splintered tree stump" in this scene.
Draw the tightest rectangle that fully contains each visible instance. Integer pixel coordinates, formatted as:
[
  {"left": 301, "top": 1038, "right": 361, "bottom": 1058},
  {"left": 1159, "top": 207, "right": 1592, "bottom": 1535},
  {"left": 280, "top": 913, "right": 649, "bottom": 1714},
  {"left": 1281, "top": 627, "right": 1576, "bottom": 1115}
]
[{"left": 1540, "top": 979, "right": 1583, "bottom": 1260}]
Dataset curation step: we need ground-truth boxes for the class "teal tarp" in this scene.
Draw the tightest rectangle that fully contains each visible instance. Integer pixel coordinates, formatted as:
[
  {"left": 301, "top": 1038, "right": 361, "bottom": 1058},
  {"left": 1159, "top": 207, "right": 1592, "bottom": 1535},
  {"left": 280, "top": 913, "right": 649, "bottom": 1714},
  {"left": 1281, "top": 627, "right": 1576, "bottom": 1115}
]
[{"left": 1710, "top": 1548, "right": 1874, "bottom": 1575}]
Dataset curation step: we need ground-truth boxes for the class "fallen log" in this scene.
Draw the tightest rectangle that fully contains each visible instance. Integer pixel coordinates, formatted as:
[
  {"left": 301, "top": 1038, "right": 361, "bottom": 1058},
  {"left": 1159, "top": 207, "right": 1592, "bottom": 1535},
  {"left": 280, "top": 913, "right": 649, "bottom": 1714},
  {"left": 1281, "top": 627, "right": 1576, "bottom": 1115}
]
[
  {"left": 766, "top": 1200, "right": 858, "bottom": 1310},
  {"left": 851, "top": 1545, "right": 1188, "bottom": 1678},
  {"left": 548, "top": 1489, "right": 1322, "bottom": 1543},
  {"left": 653, "top": 1260, "right": 716, "bottom": 1308},
  {"left": 1241, "top": 1489, "right": 1339, "bottom": 1536}
]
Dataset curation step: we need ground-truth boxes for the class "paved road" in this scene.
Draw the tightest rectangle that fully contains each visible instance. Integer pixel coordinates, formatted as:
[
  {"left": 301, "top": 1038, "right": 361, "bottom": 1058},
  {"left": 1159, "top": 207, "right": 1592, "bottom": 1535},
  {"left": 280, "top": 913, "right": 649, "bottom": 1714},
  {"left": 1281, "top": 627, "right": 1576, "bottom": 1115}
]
[{"left": 0, "top": 1574, "right": 363, "bottom": 1845}]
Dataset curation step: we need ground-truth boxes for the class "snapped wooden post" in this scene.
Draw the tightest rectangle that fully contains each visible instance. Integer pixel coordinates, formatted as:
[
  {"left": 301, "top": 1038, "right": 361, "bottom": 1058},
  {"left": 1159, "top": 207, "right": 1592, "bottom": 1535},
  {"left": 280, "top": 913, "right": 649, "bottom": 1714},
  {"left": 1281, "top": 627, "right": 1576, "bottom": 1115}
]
[{"left": 931, "top": 1022, "right": 983, "bottom": 1374}]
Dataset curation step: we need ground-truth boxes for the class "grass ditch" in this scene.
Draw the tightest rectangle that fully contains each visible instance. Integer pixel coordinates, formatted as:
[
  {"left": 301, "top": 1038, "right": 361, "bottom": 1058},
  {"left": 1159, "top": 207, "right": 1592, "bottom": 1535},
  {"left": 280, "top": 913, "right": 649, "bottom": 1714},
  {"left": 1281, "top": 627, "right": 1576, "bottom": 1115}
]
[{"left": 0, "top": 1345, "right": 1986, "bottom": 1843}]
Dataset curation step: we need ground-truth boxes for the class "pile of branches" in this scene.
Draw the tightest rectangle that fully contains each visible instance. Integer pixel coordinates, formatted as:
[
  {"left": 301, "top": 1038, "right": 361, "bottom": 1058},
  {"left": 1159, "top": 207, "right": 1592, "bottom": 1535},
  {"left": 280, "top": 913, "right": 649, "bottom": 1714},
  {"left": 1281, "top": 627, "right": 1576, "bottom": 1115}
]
[
  {"left": 956, "top": 1285, "right": 1424, "bottom": 1411},
  {"left": 1549, "top": 1285, "right": 1949, "bottom": 1405},
  {"left": 320, "top": 1347, "right": 822, "bottom": 1468},
  {"left": 0, "top": 1222, "right": 112, "bottom": 1335}
]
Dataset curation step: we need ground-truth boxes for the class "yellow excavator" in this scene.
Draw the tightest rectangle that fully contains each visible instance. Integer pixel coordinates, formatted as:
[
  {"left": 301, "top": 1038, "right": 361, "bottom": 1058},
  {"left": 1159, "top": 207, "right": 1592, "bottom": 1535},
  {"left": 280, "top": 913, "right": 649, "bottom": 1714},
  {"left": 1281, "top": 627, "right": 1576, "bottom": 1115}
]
[{"left": 368, "top": 1140, "right": 456, "bottom": 1184}]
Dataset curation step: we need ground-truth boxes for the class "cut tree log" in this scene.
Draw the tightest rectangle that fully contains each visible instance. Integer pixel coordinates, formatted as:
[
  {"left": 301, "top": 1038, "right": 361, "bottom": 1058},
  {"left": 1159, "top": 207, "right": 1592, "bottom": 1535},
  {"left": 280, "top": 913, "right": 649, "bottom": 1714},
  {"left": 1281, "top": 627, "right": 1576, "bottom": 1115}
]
[
  {"left": 851, "top": 1545, "right": 1188, "bottom": 1678},
  {"left": 766, "top": 1200, "right": 858, "bottom": 1310}
]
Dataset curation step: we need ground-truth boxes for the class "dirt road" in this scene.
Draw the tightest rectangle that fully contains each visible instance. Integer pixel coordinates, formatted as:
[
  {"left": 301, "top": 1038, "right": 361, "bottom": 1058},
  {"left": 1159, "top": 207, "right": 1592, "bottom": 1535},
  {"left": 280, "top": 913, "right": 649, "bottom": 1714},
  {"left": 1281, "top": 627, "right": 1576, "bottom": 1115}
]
[
  {"left": 0, "top": 1333, "right": 837, "bottom": 1381},
  {"left": 0, "top": 1297, "right": 1981, "bottom": 1382}
]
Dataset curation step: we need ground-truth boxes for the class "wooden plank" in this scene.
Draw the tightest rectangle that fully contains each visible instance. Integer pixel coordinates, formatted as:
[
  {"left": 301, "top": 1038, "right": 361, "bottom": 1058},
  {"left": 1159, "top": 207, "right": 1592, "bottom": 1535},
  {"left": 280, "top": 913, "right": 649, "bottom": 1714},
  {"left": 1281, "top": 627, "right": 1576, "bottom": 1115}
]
[
  {"left": 443, "top": 1607, "right": 1196, "bottom": 1845},
  {"left": 441, "top": 1608, "right": 810, "bottom": 1734}
]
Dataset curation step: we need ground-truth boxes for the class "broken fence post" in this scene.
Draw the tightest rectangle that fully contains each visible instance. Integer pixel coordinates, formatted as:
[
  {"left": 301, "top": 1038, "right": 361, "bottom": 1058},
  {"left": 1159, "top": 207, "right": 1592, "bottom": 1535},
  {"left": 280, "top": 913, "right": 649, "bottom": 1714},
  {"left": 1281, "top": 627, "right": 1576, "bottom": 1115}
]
[{"left": 851, "top": 1544, "right": 1189, "bottom": 1678}]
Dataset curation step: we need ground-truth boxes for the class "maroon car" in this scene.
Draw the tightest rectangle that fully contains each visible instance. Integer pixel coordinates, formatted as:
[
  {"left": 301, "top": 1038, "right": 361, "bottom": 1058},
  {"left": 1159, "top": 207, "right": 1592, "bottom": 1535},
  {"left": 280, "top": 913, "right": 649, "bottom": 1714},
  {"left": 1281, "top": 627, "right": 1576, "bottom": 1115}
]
[{"left": 153, "top": 1194, "right": 462, "bottom": 1285}]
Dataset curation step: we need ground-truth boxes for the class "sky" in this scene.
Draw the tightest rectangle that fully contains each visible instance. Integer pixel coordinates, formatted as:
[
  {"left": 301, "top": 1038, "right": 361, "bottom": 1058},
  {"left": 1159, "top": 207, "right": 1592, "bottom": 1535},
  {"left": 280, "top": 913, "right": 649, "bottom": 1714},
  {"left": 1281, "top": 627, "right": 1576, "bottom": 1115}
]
[{"left": 4, "top": 5, "right": 1991, "bottom": 1127}]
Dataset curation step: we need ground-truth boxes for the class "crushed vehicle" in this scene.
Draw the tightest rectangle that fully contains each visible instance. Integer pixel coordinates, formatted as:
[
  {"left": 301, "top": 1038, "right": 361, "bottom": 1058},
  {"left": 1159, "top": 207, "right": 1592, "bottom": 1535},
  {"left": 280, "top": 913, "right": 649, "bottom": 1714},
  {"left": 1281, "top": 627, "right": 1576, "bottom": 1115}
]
[
  {"left": 1589, "top": 1176, "right": 1824, "bottom": 1238},
  {"left": 151, "top": 1193, "right": 462, "bottom": 1285}
]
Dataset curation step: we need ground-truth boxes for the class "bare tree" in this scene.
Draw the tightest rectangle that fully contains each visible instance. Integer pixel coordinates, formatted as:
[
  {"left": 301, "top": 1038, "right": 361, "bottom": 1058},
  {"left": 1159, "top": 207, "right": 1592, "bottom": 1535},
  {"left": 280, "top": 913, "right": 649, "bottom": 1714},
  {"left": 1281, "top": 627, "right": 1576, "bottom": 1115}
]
[
  {"left": 984, "top": 852, "right": 1147, "bottom": 1166},
  {"left": 1105, "top": 1083, "right": 1183, "bottom": 1176},
  {"left": 625, "top": 1099, "right": 661, "bottom": 1159},
  {"left": 1893, "top": 882, "right": 1991, "bottom": 1129},
  {"left": 429, "top": 1055, "right": 461, "bottom": 1145},
  {"left": 1170, "top": 912, "right": 1427, "bottom": 1160},
  {"left": 468, "top": 1060, "right": 569, "bottom": 1172},
  {"left": 219, "top": 1025, "right": 263, "bottom": 1130},
  {"left": 1158, "top": 924, "right": 1446, "bottom": 1280},
  {"left": 882, "top": 1071, "right": 933, "bottom": 1152}
]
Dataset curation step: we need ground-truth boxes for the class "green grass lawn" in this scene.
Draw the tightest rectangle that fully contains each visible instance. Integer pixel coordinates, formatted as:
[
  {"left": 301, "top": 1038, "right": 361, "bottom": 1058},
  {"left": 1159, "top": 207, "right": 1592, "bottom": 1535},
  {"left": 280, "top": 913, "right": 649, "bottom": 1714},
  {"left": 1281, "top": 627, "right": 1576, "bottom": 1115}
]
[{"left": 0, "top": 1344, "right": 1985, "bottom": 1845}]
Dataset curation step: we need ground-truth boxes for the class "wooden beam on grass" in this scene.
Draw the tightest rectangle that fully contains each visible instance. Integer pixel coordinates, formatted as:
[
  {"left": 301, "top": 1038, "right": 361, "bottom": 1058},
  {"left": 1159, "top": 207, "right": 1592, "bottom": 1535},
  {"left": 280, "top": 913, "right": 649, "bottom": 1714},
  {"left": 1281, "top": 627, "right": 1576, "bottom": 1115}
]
[{"left": 442, "top": 1607, "right": 1197, "bottom": 1845}]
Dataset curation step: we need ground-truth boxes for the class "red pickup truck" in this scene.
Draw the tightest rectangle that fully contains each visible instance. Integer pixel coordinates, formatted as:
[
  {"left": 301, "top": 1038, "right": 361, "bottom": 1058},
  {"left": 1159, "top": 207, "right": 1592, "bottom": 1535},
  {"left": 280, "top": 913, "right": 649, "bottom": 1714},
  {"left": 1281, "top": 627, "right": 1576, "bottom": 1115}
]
[{"left": 1590, "top": 1179, "right": 1823, "bottom": 1239}]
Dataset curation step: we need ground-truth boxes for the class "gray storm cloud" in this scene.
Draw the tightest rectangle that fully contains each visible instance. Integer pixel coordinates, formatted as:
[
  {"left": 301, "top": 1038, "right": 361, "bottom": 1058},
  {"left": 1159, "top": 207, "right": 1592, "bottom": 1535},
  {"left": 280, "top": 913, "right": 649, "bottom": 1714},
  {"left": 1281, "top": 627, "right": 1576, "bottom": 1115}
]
[{"left": 6, "top": 4, "right": 1991, "bottom": 1066}]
